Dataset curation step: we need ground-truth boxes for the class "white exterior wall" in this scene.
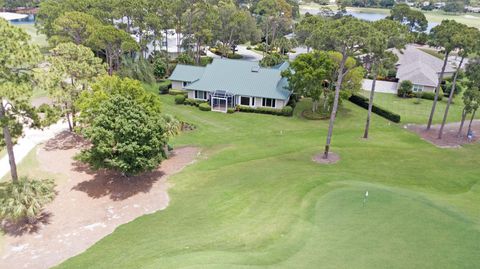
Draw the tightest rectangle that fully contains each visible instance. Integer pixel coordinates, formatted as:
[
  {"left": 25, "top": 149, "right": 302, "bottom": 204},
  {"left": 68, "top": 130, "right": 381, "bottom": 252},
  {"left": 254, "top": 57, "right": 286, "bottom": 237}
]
[
  {"left": 171, "top": 81, "right": 184, "bottom": 90},
  {"left": 187, "top": 90, "right": 195, "bottom": 99},
  {"left": 362, "top": 79, "right": 398, "bottom": 94},
  {"left": 241, "top": 96, "right": 287, "bottom": 109}
]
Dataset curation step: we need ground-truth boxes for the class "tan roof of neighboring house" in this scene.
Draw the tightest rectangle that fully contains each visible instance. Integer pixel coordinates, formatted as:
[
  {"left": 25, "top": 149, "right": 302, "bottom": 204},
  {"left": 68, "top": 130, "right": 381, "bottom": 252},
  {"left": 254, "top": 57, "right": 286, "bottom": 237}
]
[{"left": 393, "top": 45, "right": 456, "bottom": 87}]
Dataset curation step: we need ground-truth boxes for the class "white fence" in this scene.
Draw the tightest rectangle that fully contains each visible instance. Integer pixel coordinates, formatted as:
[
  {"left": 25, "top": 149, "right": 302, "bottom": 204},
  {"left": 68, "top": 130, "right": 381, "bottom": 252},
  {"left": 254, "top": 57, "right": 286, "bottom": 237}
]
[{"left": 362, "top": 79, "right": 398, "bottom": 94}]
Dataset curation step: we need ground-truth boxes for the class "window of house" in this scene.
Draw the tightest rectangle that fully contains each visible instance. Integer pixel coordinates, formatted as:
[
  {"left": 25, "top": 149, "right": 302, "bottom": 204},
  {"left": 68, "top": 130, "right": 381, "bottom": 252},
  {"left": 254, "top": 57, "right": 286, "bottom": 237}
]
[
  {"left": 195, "top": 90, "right": 207, "bottom": 100},
  {"left": 413, "top": 84, "right": 424, "bottom": 92},
  {"left": 182, "top": 81, "right": 189, "bottom": 87},
  {"left": 240, "top": 96, "right": 251, "bottom": 106},
  {"left": 262, "top": 98, "right": 276, "bottom": 108}
]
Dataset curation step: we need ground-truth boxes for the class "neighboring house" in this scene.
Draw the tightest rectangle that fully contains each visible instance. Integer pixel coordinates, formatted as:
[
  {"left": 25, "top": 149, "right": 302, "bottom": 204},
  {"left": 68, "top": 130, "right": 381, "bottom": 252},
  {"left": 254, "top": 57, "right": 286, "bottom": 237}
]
[
  {"left": 362, "top": 45, "right": 456, "bottom": 94},
  {"left": 393, "top": 45, "right": 455, "bottom": 93},
  {"left": 169, "top": 59, "right": 291, "bottom": 112}
]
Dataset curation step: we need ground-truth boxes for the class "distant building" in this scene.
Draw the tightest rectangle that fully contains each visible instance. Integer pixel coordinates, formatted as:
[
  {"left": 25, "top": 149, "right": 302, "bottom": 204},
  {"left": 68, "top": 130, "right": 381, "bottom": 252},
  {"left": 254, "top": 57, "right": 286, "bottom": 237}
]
[{"left": 363, "top": 45, "right": 456, "bottom": 94}]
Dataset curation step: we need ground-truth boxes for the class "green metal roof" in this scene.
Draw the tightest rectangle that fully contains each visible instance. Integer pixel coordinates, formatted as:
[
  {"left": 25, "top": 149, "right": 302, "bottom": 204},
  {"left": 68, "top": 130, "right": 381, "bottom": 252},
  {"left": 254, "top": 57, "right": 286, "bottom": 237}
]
[
  {"left": 184, "top": 59, "right": 291, "bottom": 100},
  {"left": 168, "top": 64, "right": 205, "bottom": 82}
]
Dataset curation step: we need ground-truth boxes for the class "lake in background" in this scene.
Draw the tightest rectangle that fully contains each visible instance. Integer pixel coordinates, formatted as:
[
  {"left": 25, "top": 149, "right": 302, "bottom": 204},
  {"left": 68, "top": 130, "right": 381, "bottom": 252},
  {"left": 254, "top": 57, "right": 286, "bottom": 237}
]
[{"left": 300, "top": 7, "right": 438, "bottom": 31}]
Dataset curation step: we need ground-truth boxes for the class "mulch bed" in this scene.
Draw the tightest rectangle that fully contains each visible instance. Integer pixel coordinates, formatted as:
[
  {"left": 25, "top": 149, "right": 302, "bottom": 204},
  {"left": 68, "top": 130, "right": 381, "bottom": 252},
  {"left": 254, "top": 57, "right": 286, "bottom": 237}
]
[
  {"left": 406, "top": 120, "right": 480, "bottom": 148},
  {"left": 312, "top": 152, "right": 340, "bottom": 164}
]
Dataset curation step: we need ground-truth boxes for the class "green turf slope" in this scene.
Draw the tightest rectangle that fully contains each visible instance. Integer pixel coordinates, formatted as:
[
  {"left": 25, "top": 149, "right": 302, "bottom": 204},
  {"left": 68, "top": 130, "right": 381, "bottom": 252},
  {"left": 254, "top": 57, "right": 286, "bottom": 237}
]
[{"left": 56, "top": 96, "right": 480, "bottom": 269}]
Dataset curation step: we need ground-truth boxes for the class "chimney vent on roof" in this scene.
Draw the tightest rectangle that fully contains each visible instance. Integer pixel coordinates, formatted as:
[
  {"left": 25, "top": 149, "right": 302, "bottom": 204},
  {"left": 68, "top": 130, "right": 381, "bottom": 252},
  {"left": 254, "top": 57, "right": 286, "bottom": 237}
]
[{"left": 251, "top": 66, "right": 260, "bottom": 72}]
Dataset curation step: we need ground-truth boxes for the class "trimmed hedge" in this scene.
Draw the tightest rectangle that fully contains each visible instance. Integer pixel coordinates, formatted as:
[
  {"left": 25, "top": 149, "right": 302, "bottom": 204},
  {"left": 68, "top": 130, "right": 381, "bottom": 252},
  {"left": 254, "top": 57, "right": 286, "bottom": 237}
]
[
  {"left": 349, "top": 94, "right": 401, "bottom": 123},
  {"left": 236, "top": 105, "right": 293, "bottom": 117},
  {"left": 227, "top": 108, "right": 235, "bottom": 114},
  {"left": 184, "top": 98, "right": 207, "bottom": 107},
  {"left": 415, "top": 91, "right": 443, "bottom": 101},
  {"left": 174, "top": 95, "right": 185, "bottom": 104},
  {"left": 199, "top": 103, "right": 211, "bottom": 111},
  {"left": 169, "top": 89, "right": 187, "bottom": 96}
]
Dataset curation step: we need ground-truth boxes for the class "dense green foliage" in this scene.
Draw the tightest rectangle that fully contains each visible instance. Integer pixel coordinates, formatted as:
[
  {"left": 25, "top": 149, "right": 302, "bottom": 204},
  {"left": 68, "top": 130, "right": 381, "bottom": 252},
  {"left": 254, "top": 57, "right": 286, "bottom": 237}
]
[
  {"left": 0, "top": 18, "right": 42, "bottom": 182},
  {"left": 198, "top": 103, "right": 211, "bottom": 111},
  {"left": 77, "top": 76, "right": 168, "bottom": 176},
  {"left": 0, "top": 178, "right": 56, "bottom": 223},
  {"left": 39, "top": 42, "right": 106, "bottom": 131},
  {"left": 398, "top": 80, "right": 413, "bottom": 97},
  {"left": 259, "top": 53, "right": 285, "bottom": 67}
]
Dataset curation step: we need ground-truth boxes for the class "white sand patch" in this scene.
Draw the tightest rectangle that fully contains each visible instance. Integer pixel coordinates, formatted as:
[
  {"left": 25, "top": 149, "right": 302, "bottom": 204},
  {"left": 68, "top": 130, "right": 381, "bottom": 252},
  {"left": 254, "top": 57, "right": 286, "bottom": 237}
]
[{"left": 83, "top": 222, "right": 107, "bottom": 231}]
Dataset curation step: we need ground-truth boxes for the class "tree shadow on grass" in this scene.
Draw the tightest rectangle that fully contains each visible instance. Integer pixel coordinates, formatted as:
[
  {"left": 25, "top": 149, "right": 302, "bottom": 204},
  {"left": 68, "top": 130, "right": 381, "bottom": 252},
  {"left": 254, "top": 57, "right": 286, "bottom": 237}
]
[
  {"left": 71, "top": 161, "right": 164, "bottom": 201},
  {"left": 43, "top": 131, "right": 89, "bottom": 151},
  {"left": 1, "top": 212, "right": 52, "bottom": 237}
]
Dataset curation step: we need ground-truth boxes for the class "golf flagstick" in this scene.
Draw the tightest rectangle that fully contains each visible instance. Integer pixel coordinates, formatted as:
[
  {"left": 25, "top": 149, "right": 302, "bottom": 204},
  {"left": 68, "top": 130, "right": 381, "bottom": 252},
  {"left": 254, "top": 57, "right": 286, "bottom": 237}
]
[{"left": 363, "top": 191, "right": 368, "bottom": 207}]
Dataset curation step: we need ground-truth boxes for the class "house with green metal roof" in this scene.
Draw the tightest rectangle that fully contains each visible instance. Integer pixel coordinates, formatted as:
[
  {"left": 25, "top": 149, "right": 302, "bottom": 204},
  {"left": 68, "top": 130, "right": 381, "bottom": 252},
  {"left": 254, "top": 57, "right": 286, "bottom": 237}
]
[
  {"left": 168, "top": 59, "right": 292, "bottom": 112},
  {"left": 169, "top": 64, "right": 206, "bottom": 90}
]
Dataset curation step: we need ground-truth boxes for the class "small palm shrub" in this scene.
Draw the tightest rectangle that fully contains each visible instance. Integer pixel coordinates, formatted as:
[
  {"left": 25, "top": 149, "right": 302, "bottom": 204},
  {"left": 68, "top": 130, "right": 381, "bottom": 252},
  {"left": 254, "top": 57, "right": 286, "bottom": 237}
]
[{"left": 0, "top": 178, "right": 56, "bottom": 224}]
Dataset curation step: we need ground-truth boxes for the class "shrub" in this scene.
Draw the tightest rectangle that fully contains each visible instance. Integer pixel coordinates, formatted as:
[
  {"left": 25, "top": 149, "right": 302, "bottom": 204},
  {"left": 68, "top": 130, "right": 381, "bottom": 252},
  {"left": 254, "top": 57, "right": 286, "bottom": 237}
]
[
  {"left": 398, "top": 80, "right": 413, "bottom": 98},
  {"left": 153, "top": 57, "right": 167, "bottom": 78},
  {"left": 0, "top": 178, "right": 56, "bottom": 224},
  {"left": 175, "top": 95, "right": 185, "bottom": 104},
  {"left": 158, "top": 80, "right": 172, "bottom": 94},
  {"left": 281, "top": 106, "right": 293, "bottom": 116},
  {"left": 169, "top": 89, "right": 187, "bottom": 96},
  {"left": 260, "top": 53, "right": 285, "bottom": 67},
  {"left": 236, "top": 105, "right": 290, "bottom": 116},
  {"left": 177, "top": 53, "right": 194, "bottom": 65},
  {"left": 199, "top": 56, "right": 213, "bottom": 66},
  {"left": 227, "top": 53, "right": 243, "bottom": 59},
  {"left": 349, "top": 94, "right": 401, "bottom": 123},
  {"left": 184, "top": 98, "right": 207, "bottom": 106},
  {"left": 199, "top": 103, "right": 211, "bottom": 111},
  {"left": 442, "top": 81, "right": 463, "bottom": 97},
  {"left": 227, "top": 108, "right": 235, "bottom": 114},
  {"left": 415, "top": 91, "right": 443, "bottom": 101}
]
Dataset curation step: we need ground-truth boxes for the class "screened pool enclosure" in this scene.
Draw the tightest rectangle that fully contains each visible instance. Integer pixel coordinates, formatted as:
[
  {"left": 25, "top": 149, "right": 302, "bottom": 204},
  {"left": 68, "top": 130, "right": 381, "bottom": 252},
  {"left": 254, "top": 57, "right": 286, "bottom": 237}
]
[{"left": 211, "top": 90, "right": 235, "bottom": 113}]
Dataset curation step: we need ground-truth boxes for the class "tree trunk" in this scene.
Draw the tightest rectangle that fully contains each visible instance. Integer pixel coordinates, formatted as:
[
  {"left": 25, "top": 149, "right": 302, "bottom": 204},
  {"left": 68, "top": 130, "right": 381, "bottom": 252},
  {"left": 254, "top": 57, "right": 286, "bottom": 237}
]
[
  {"left": 438, "top": 56, "right": 464, "bottom": 139},
  {"left": 312, "top": 99, "right": 318, "bottom": 113},
  {"left": 427, "top": 51, "right": 450, "bottom": 130},
  {"left": 458, "top": 108, "right": 467, "bottom": 137},
  {"left": 324, "top": 51, "right": 348, "bottom": 159},
  {"left": 363, "top": 65, "right": 378, "bottom": 139},
  {"left": 265, "top": 20, "right": 269, "bottom": 55},
  {"left": 71, "top": 106, "right": 77, "bottom": 129},
  {"left": 467, "top": 109, "right": 477, "bottom": 136},
  {"left": 0, "top": 101, "right": 18, "bottom": 182}
]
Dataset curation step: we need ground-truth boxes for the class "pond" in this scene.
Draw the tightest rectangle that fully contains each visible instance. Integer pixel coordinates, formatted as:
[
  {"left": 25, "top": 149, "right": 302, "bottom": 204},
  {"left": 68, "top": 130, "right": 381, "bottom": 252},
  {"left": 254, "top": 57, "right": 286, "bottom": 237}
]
[
  {"left": 8, "top": 14, "right": 35, "bottom": 25},
  {"left": 300, "top": 7, "right": 438, "bottom": 31}
]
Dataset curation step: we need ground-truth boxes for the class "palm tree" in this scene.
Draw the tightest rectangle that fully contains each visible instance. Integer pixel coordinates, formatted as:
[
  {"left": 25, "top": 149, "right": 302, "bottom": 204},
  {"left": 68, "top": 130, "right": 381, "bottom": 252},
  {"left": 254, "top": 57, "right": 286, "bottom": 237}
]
[{"left": 0, "top": 178, "right": 56, "bottom": 224}]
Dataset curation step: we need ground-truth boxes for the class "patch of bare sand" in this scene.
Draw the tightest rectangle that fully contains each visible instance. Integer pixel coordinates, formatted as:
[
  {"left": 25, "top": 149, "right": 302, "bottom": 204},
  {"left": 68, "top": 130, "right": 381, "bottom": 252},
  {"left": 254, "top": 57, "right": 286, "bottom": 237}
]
[
  {"left": 0, "top": 131, "right": 200, "bottom": 269},
  {"left": 406, "top": 120, "right": 480, "bottom": 148}
]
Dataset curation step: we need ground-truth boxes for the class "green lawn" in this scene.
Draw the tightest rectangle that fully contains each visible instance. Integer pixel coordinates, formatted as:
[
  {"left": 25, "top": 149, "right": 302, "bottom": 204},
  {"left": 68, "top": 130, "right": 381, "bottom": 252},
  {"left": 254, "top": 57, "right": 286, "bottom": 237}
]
[
  {"left": 360, "top": 91, "right": 479, "bottom": 124},
  {"left": 15, "top": 23, "right": 49, "bottom": 49},
  {"left": 56, "top": 94, "right": 480, "bottom": 269}
]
